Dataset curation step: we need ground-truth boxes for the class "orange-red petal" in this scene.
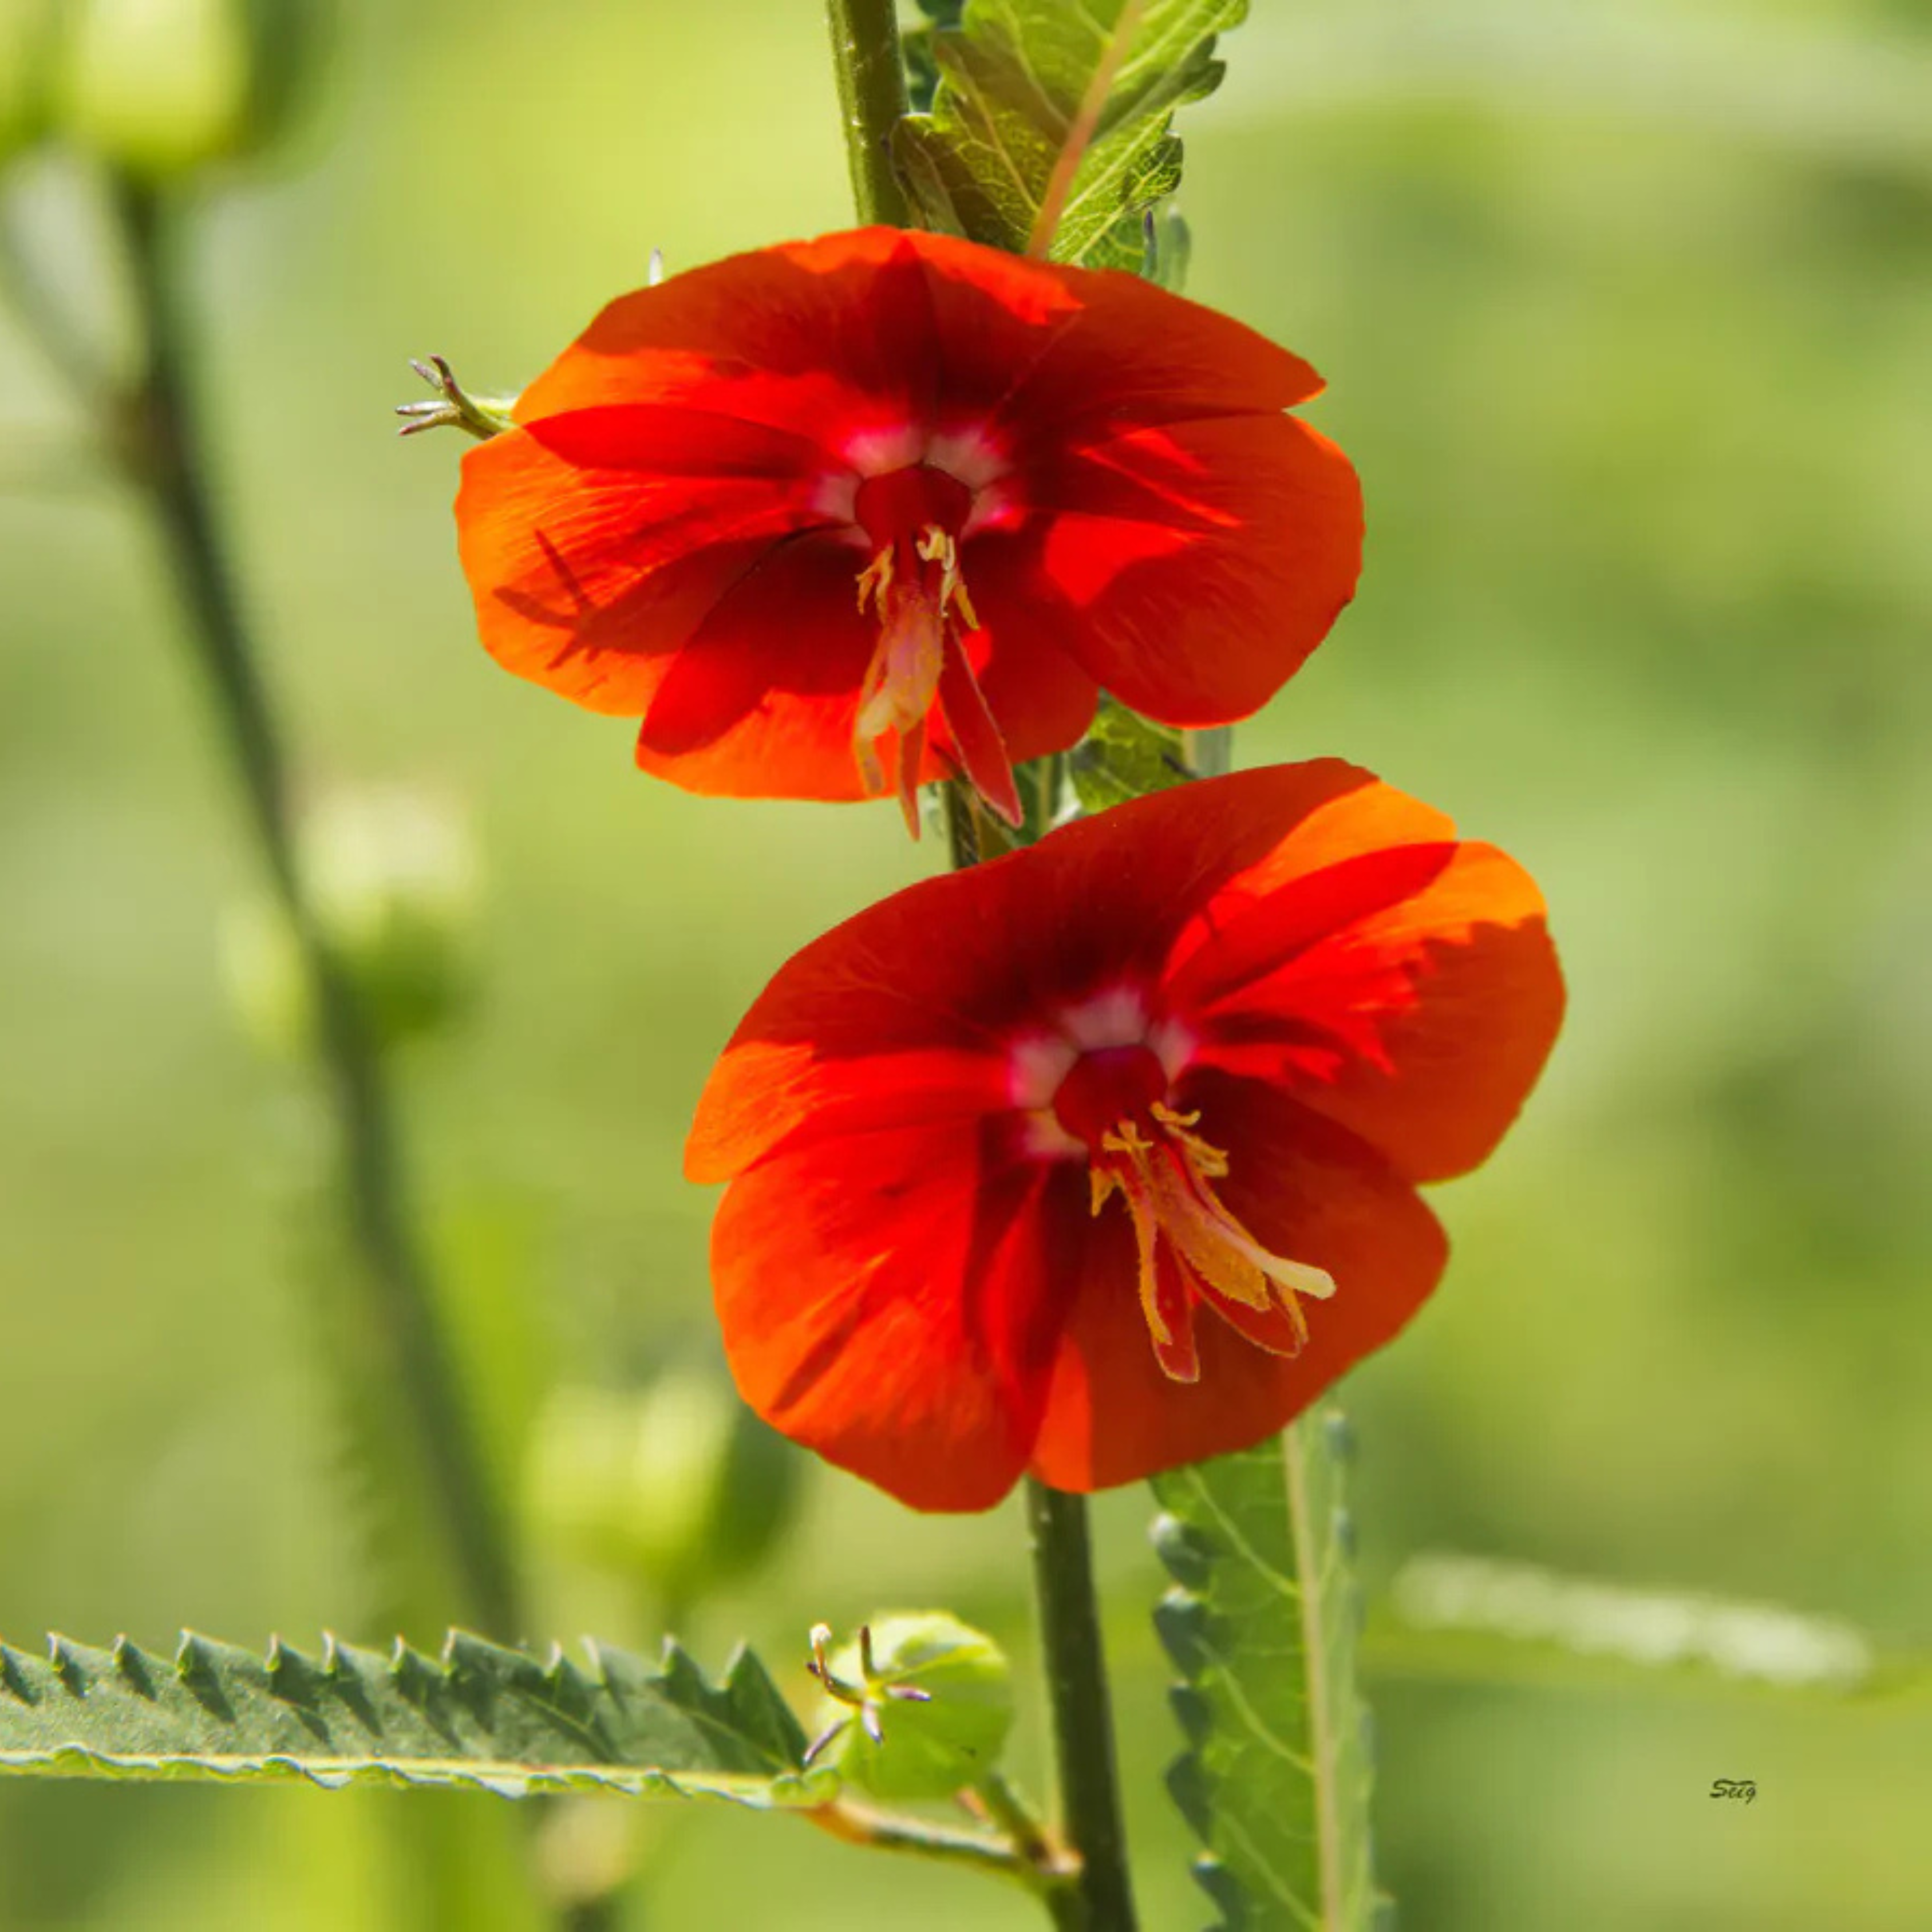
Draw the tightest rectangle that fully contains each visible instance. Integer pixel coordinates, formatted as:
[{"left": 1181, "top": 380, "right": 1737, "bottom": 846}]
[
  {"left": 686, "top": 762, "right": 1404, "bottom": 1182},
  {"left": 710, "top": 1119, "right": 1080, "bottom": 1511},
  {"left": 1170, "top": 812, "right": 1564, "bottom": 1183},
  {"left": 1022, "top": 415, "right": 1363, "bottom": 724},
  {"left": 455, "top": 406, "right": 833, "bottom": 716}
]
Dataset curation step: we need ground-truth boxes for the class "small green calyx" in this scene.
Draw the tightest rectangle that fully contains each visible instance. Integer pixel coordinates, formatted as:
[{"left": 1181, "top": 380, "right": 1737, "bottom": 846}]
[
  {"left": 396, "top": 355, "right": 518, "bottom": 442},
  {"left": 803, "top": 1612, "right": 1014, "bottom": 1801}
]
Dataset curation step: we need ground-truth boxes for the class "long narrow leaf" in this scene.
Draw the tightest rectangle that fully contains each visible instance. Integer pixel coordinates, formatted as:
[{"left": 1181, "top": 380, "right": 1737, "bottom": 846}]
[
  {"left": 1151, "top": 1409, "right": 1380, "bottom": 1931},
  {"left": 1364, "top": 1552, "right": 1932, "bottom": 1706},
  {"left": 0, "top": 1629, "right": 833, "bottom": 1804}
]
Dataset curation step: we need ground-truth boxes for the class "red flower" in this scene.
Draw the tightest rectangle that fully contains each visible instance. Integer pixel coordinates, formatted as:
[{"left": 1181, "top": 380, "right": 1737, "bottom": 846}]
[
  {"left": 454, "top": 229, "right": 1361, "bottom": 834},
  {"left": 686, "top": 763, "right": 1563, "bottom": 1509}
]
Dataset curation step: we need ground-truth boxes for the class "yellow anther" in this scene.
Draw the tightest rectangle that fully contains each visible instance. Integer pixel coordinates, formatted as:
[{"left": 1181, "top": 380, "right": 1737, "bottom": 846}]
[
  {"left": 1086, "top": 1100, "right": 1337, "bottom": 1375},
  {"left": 856, "top": 546, "right": 894, "bottom": 615}
]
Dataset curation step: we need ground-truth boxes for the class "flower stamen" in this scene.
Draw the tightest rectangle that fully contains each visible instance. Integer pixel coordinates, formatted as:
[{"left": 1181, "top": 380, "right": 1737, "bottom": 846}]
[
  {"left": 1089, "top": 1102, "right": 1336, "bottom": 1382},
  {"left": 851, "top": 517, "right": 1018, "bottom": 837}
]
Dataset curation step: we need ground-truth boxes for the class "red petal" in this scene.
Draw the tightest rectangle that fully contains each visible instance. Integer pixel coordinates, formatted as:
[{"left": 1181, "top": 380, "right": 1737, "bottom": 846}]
[
  {"left": 514, "top": 231, "right": 946, "bottom": 444},
  {"left": 1178, "top": 841, "right": 1564, "bottom": 1184},
  {"left": 454, "top": 406, "right": 831, "bottom": 716},
  {"left": 513, "top": 230, "right": 1085, "bottom": 469},
  {"left": 517, "top": 230, "right": 1321, "bottom": 456},
  {"left": 1161, "top": 769, "right": 1459, "bottom": 986},
  {"left": 1023, "top": 415, "right": 1363, "bottom": 724},
  {"left": 628, "top": 535, "right": 1100, "bottom": 807},
  {"left": 983, "top": 255, "right": 1327, "bottom": 438},
  {"left": 688, "top": 763, "right": 1401, "bottom": 1182},
  {"left": 1028, "top": 1091, "right": 1444, "bottom": 1492},
  {"left": 951, "top": 544, "right": 1100, "bottom": 763},
  {"left": 936, "top": 631, "right": 1022, "bottom": 827},
  {"left": 711, "top": 1120, "right": 1081, "bottom": 1511}
]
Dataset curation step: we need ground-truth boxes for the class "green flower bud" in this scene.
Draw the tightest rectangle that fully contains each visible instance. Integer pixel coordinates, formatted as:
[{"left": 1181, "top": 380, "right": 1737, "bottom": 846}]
[
  {"left": 0, "top": 0, "right": 58, "bottom": 165},
  {"left": 220, "top": 788, "right": 477, "bottom": 1058},
  {"left": 524, "top": 1369, "right": 801, "bottom": 1610},
  {"left": 807, "top": 1613, "right": 1014, "bottom": 1801},
  {"left": 56, "top": 0, "right": 325, "bottom": 180}
]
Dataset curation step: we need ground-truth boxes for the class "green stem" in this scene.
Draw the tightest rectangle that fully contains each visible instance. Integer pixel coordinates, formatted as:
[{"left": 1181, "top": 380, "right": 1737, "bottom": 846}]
[
  {"left": 825, "top": 0, "right": 912, "bottom": 226},
  {"left": 105, "top": 176, "right": 521, "bottom": 1643},
  {"left": 807, "top": 1797, "right": 1052, "bottom": 1891},
  {"left": 1026, "top": 1479, "right": 1139, "bottom": 1932},
  {"left": 974, "top": 1772, "right": 1084, "bottom": 1931}
]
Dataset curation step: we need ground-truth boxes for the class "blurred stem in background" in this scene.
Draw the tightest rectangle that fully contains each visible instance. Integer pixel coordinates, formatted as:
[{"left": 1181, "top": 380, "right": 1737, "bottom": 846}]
[{"left": 101, "top": 171, "right": 524, "bottom": 1647}]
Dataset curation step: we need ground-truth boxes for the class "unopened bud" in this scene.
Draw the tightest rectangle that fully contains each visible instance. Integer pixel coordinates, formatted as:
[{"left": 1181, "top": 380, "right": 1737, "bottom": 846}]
[
  {"left": 56, "top": 0, "right": 326, "bottom": 180},
  {"left": 524, "top": 1369, "right": 801, "bottom": 1609},
  {"left": 805, "top": 1612, "right": 1013, "bottom": 1801},
  {"left": 221, "top": 787, "right": 477, "bottom": 1058}
]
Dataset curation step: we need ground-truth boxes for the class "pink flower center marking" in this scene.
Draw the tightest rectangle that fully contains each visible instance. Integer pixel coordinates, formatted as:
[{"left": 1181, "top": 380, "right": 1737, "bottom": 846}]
[
  {"left": 1048, "top": 1042, "right": 1336, "bottom": 1385},
  {"left": 850, "top": 465, "right": 1020, "bottom": 838}
]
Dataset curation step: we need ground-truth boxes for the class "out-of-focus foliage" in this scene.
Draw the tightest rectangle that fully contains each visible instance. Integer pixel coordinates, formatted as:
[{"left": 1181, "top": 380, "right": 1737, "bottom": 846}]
[
  {"left": 1, "top": 0, "right": 1929, "bottom": 1927},
  {"left": 1366, "top": 1552, "right": 1932, "bottom": 1702},
  {"left": 54, "top": 0, "right": 327, "bottom": 177},
  {"left": 524, "top": 1370, "right": 801, "bottom": 1611},
  {"left": 0, "top": 0, "right": 57, "bottom": 162},
  {"left": 221, "top": 787, "right": 477, "bottom": 1056}
]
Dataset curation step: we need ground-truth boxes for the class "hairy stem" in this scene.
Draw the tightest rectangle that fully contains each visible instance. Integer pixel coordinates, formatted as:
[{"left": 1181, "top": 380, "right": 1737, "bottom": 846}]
[
  {"left": 825, "top": 0, "right": 912, "bottom": 227},
  {"left": 106, "top": 176, "right": 521, "bottom": 1642},
  {"left": 1026, "top": 1479, "right": 1139, "bottom": 1932}
]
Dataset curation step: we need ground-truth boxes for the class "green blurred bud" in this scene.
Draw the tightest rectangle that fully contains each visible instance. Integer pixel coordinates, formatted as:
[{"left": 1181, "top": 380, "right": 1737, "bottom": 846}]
[
  {"left": 56, "top": 0, "right": 325, "bottom": 180},
  {"left": 806, "top": 1613, "right": 1014, "bottom": 1801},
  {"left": 0, "top": 0, "right": 58, "bottom": 165},
  {"left": 525, "top": 1369, "right": 802, "bottom": 1610},
  {"left": 221, "top": 788, "right": 477, "bottom": 1058}
]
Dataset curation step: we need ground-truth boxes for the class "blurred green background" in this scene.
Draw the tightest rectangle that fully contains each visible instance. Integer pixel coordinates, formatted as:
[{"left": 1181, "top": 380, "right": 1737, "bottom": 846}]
[{"left": 3, "top": 0, "right": 1930, "bottom": 1925}]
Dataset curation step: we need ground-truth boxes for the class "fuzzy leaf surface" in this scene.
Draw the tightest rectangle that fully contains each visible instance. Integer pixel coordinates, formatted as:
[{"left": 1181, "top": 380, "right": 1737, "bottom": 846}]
[
  {"left": 1151, "top": 1411, "right": 1380, "bottom": 1931},
  {"left": 894, "top": 0, "right": 1247, "bottom": 268},
  {"left": 0, "top": 1630, "right": 832, "bottom": 1804}
]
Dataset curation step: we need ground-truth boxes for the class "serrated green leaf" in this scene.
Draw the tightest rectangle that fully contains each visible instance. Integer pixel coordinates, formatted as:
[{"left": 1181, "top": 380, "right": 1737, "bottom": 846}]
[
  {"left": 1151, "top": 1409, "right": 1380, "bottom": 1931},
  {"left": 1364, "top": 1552, "right": 1932, "bottom": 1707},
  {"left": 1067, "top": 696, "right": 1195, "bottom": 814},
  {"left": 894, "top": 0, "right": 1246, "bottom": 267},
  {"left": 0, "top": 1630, "right": 835, "bottom": 1805}
]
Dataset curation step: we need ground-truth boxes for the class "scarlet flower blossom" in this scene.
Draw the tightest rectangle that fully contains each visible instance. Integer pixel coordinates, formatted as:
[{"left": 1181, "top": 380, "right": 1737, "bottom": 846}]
[
  {"left": 686, "top": 762, "right": 1564, "bottom": 1510},
  {"left": 453, "top": 228, "right": 1361, "bottom": 833}
]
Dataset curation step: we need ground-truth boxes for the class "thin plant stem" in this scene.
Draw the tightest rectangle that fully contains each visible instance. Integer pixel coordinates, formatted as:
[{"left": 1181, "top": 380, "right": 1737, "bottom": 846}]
[
  {"left": 1026, "top": 1479, "right": 1139, "bottom": 1932},
  {"left": 105, "top": 175, "right": 521, "bottom": 1642},
  {"left": 825, "top": 0, "right": 912, "bottom": 226},
  {"left": 973, "top": 1771, "right": 1084, "bottom": 1932},
  {"left": 808, "top": 1796, "right": 1059, "bottom": 1897}
]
